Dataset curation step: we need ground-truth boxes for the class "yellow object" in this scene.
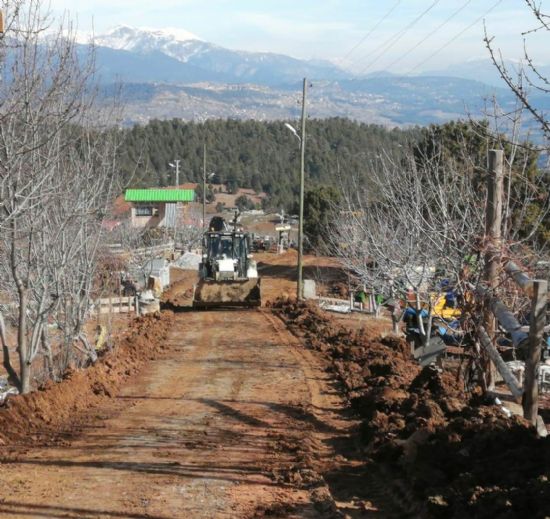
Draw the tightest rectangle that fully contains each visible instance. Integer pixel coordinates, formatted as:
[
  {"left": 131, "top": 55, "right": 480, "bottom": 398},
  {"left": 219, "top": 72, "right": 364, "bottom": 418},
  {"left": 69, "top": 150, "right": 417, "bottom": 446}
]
[
  {"left": 432, "top": 293, "right": 461, "bottom": 320},
  {"left": 95, "top": 325, "right": 107, "bottom": 351}
]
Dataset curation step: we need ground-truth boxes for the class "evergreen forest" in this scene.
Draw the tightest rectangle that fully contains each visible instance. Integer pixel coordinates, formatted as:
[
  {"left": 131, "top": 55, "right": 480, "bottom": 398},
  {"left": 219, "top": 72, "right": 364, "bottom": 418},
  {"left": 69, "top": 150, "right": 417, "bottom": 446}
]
[{"left": 117, "top": 117, "right": 418, "bottom": 210}]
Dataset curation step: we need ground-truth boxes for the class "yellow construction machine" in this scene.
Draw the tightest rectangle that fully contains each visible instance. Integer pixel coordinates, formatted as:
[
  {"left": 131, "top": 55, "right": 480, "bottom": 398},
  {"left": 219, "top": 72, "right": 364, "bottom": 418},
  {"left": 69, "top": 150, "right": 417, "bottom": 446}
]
[{"left": 193, "top": 216, "right": 261, "bottom": 309}]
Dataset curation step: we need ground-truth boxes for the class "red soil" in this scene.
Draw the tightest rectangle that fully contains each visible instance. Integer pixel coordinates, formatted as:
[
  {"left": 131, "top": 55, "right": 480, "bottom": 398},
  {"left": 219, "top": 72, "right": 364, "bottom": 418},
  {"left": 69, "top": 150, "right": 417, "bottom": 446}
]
[
  {"left": 272, "top": 298, "right": 550, "bottom": 518},
  {"left": 0, "top": 312, "right": 174, "bottom": 446}
]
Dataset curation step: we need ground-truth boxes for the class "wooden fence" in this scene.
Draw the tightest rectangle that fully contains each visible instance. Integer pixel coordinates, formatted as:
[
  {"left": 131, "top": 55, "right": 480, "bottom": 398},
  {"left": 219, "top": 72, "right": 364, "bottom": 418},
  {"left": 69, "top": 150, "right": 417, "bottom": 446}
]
[
  {"left": 476, "top": 260, "right": 548, "bottom": 425},
  {"left": 93, "top": 296, "right": 138, "bottom": 315},
  {"left": 317, "top": 293, "right": 380, "bottom": 315},
  {"left": 105, "top": 242, "right": 175, "bottom": 258}
]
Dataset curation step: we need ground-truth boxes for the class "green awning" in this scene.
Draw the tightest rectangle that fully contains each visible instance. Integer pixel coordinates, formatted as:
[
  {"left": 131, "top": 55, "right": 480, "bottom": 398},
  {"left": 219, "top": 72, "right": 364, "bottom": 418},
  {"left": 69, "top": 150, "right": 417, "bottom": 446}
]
[{"left": 125, "top": 189, "right": 195, "bottom": 203}]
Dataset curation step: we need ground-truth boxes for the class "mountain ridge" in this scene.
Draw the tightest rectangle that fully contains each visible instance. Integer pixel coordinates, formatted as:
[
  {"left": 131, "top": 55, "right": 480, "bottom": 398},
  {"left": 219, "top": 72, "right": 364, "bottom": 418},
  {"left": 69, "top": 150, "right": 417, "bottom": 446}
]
[
  {"left": 91, "top": 25, "right": 350, "bottom": 86},
  {"left": 84, "top": 26, "right": 544, "bottom": 130}
]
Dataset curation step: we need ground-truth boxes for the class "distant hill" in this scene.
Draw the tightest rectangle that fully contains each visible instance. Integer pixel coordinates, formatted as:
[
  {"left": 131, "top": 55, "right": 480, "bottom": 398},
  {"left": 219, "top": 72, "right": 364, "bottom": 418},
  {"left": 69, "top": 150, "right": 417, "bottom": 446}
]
[
  {"left": 89, "top": 25, "right": 350, "bottom": 87},
  {"left": 421, "top": 59, "right": 550, "bottom": 89},
  {"left": 111, "top": 75, "right": 518, "bottom": 128},
  {"left": 80, "top": 26, "right": 547, "bottom": 129}
]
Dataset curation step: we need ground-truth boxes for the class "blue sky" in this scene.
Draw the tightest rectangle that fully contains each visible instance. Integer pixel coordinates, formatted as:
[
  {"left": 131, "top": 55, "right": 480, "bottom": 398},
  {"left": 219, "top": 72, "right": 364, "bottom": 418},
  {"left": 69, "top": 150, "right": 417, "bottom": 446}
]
[{"left": 50, "top": 0, "right": 547, "bottom": 73}]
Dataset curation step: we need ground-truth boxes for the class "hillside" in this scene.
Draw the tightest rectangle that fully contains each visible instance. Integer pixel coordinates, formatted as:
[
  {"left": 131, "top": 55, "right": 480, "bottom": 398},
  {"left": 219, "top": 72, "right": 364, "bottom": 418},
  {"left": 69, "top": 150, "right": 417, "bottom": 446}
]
[
  {"left": 83, "top": 26, "right": 530, "bottom": 127},
  {"left": 117, "top": 118, "right": 419, "bottom": 210}
]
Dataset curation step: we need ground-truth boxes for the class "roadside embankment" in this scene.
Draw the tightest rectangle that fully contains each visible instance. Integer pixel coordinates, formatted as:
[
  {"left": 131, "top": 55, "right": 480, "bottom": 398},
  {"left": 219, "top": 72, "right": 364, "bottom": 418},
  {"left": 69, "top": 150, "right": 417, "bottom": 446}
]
[
  {"left": 0, "top": 311, "right": 174, "bottom": 446},
  {"left": 272, "top": 299, "right": 550, "bottom": 518}
]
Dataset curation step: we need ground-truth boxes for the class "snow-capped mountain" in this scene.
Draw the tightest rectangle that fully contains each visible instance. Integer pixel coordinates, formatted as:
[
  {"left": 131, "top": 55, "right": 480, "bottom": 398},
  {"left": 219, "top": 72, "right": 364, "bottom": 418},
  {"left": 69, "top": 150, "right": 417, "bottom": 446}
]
[
  {"left": 89, "top": 25, "right": 350, "bottom": 86},
  {"left": 95, "top": 25, "right": 202, "bottom": 50},
  {"left": 94, "top": 25, "right": 210, "bottom": 63},
  {"left": 86, "top": 26, "right": 532, "bottom": 129}
]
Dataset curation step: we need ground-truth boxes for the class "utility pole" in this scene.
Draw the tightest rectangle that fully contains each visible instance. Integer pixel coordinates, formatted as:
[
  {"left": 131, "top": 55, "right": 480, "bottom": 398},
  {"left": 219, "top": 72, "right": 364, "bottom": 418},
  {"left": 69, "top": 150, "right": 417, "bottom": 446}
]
[
  {"left": 173, "top": 160, "right": 180, "bottom": 187},
  {"left": 484, "top": 149, "right": 504, "bottom": 390},
  {"left": 297, "top": 78, "right": 307, "bottom": 301},
  {"left": 203, "top": 143, "right": 207, "bottom": 232},
  {"left": 169, "top": 159, "right": 181, "bottom": 250}
]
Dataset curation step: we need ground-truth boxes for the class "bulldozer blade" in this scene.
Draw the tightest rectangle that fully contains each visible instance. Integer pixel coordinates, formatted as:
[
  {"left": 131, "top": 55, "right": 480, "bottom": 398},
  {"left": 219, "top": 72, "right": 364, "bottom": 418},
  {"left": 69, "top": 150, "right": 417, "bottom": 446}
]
[{"left": 193, "top": 278, "right": 261, "bottom": 309}]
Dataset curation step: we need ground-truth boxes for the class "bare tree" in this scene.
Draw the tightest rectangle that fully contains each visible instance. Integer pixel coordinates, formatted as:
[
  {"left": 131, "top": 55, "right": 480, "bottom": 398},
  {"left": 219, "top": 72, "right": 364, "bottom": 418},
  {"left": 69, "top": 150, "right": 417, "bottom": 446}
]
[
  {"left": 0, "top": 0, "right": 120, "bottom": 393},
  {"left": 484, "top": 2, "right": 550, "bottom": 140},
  {"left": 328, "top": 145, "right": 485, "bottom": 344}
]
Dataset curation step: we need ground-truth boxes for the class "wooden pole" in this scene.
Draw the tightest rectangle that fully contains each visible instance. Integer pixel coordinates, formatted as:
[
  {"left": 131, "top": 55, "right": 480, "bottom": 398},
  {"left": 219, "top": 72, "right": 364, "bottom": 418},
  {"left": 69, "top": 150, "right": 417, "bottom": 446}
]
[
  {"left": 523, "top": 280, "right": 548, "bottom": 424},
  {"left": 478, "top": 325, "right": 523, "bottom": 401},
  {"left": 483, "top": 149, "right": 504, "bottom": 390}
]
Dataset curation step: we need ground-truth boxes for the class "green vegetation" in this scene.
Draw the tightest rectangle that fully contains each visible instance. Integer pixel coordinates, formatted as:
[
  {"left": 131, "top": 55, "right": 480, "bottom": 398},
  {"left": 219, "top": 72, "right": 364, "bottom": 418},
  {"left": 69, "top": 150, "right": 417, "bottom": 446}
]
[
  {"left": 194, "top": 184, "right": 215, "bottom": 204},
  {"left": 117, "top": 117, "right": 417, "bottom": 210},
  {"left": 235, "top": 195, "right": 256, "bottom": 211},
  {"left": 117, "top": 117, "right": 548, "bottom": 252},
  {"left": 303, "top": 185, "right": 341, "bottom": 250}
]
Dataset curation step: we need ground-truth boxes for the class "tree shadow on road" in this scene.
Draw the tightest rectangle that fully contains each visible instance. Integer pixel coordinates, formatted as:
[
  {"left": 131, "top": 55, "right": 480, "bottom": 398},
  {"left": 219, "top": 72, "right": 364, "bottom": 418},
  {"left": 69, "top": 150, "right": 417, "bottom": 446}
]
[
  {"left": 0, "top": 456, "right": 280, "bottom": 487},
  {"left": 0, "top": 500, "right": 173, "bottom": 519}
]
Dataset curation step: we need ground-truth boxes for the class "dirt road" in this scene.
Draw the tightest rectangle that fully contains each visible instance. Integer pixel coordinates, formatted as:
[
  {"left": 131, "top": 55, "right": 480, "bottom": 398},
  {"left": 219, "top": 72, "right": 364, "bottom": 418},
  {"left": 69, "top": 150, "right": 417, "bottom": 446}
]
[{"left": 0, "top": 309, "right": 361, "bottom": 518}]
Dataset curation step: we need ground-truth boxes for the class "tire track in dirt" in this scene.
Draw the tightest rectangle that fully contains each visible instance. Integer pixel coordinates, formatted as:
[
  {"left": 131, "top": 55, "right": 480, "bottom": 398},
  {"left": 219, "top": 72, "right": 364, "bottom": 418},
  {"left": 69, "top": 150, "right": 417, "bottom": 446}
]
[
  {"left": 263, "top": 310, "right": 414, "bottom": 518},
  {"left": 0, "top": 310, "right": 345, "bottom": 518}
]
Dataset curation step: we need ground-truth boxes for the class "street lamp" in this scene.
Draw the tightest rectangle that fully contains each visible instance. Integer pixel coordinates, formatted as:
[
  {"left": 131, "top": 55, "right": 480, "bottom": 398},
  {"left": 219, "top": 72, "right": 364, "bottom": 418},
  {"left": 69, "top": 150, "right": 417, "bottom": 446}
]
[
  {"left": 203, "top": 170, "right": 215, "bottom": 231},
  {"left": 168, "top": 160, "right": 180, "bottom": 187},
  {"left": 284, "top": 78, "right": 307, "bottom": 300},
  {"left": 284, "top": 123, "right": 301, "bottom": 143}
]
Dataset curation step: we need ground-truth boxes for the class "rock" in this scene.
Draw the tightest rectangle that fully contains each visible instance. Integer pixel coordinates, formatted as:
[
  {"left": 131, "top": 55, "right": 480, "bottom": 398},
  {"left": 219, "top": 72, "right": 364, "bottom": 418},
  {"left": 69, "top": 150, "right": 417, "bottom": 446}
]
[
  {"left": 396, "top": 427, "right": 433, "bottom": 463},
  {"left": 311, "top": 487, "right": 337, "bottom": 514},
  {"left": 536, "top": 415, "right": 548, "bottom": 438}
]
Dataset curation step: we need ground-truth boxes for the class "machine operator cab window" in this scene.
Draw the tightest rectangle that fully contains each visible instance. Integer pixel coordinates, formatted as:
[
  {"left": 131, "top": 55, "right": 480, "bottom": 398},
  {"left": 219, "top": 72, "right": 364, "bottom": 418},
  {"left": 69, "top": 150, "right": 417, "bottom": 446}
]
[
  {"left": 219, "top": 236, "right": 233, "bottom": 257},
  {"left": 206, "top": 234, "right": 248, "bottom": 259},
  {"left": 206, "top": 234, "right": 225, "bottom": 258},
  {"left": 205, "top": 234, "right": 248, "bottom": 260}
]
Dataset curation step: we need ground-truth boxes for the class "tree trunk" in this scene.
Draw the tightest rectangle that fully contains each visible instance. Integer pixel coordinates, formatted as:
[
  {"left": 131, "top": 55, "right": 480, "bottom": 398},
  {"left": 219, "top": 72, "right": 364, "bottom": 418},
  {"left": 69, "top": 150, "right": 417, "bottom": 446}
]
[
  {"left": 415, "top": 292, "right": 427, "bottom": 339},
  {"left": 41, "top": 325, "right": 55, "bottom": 381},
  {"left": 18, "top": 287, "right": 31, "bottom": 394},
  {"left": 0, "top": 311, "right": 20, "bottom": 388},
  {"left": 78, "top": 333, "right": 98, "bottom": 364},
  {"left": 421, "top": 296, "right": 434, "bottom": 348}
]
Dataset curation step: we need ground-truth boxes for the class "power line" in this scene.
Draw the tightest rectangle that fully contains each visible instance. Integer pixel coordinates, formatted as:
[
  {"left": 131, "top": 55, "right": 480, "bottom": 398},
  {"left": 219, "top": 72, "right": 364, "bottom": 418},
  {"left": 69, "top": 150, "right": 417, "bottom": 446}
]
[
  {"left": 385, "top": 0, "right": 472, "bottom": 71},
  {"left": 406, "top": 0, "right": 503, "bottom": 75},
  {"left": 340, "top": 1, "right": 402, "bottom": 64},
  {"left": 353, "top": 0, "right": 442, "bottom": 75}
]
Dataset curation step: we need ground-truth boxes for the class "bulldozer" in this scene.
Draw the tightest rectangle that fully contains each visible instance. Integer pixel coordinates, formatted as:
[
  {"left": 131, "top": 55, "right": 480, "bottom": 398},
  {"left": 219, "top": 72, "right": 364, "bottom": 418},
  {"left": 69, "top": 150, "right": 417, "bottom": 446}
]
[{"left": 192, "top": 215, "right": 261, "bottom": 309}]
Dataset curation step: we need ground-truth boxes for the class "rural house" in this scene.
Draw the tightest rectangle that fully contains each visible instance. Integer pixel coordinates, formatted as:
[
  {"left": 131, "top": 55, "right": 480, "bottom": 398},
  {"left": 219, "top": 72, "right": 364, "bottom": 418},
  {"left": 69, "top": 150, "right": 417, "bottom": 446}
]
[{"left": 125, "top": 188, "right": 195, "bottom": 228}]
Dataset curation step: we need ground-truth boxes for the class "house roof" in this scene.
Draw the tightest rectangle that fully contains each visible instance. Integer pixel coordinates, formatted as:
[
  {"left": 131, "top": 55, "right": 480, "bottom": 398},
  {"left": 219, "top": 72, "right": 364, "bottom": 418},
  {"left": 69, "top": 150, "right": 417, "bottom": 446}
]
[{"left": 125, "top": 189, "right": 195, "bottom": 203}]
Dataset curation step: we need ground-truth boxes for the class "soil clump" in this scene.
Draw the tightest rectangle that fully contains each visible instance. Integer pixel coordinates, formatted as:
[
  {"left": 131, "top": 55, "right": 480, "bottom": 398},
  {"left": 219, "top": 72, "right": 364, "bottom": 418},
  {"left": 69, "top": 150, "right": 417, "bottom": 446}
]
[
  {"left": 0, "top": 311, "right": 174, "bottom": 446},
  {"left": 272, "top": 298, "right": 550, "bottom": 518}
]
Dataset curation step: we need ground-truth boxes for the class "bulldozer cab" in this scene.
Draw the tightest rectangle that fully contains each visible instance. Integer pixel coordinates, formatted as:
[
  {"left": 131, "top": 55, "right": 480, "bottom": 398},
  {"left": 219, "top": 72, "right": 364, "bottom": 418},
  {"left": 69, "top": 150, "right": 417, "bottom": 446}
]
[
  {"left": 206, "top": 233, "right": 247, "bottom": 260},
  {"left": 204, "top": 232, "right": 250, "bottom": 278},
  {"left": 194, "top": 224, "right": 261, "bottom": 309}
]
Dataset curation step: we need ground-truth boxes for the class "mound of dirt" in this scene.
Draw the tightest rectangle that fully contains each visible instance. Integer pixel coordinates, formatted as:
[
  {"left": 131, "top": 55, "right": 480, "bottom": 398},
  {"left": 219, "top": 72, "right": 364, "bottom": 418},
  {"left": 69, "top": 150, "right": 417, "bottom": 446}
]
[
  {"left": 162, "top": 271, "right": 198, "bottom": 308},
  {"left": 272, "top": 299, "right": 550, "bottom": 518},
  {"left": 194, "top": 279, "right": 261, "bottom": 305},
  {"left": 0, "top": 311, "right": 174, "bottom": 446}
]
